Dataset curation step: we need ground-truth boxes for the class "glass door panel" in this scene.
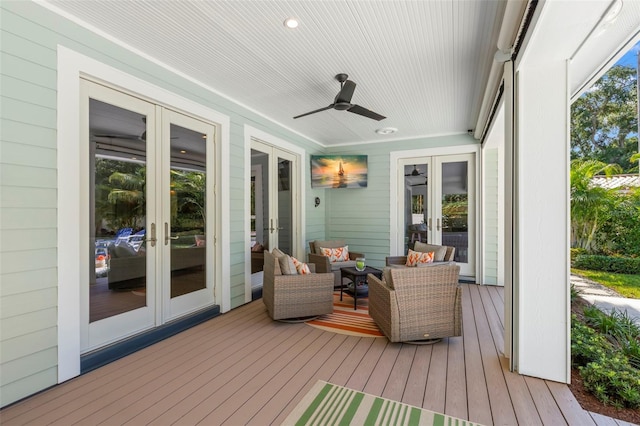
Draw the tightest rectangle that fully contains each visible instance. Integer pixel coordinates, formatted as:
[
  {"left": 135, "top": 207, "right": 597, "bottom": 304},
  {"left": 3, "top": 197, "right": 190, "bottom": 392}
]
[
  {"left": 251, "top": 149, "right": 270, "bottom": 259},
  {"left": 250, "top": 140, "right": 298, "bottom": 260},
  {"left": 83, "top": 81, "right": 156, "bottom": 352},
  {"left": 162, "top": 109, "right": 215, "bottom": 321},
  {"left": 440, "top": 161, "right": 469, "bottom": 264},
  {"left": 403, "top": 163, "right": 429, "bottom": 252},
  {"left": 397, "top": 153, "right": 475, "bottom": 279},
  {"left": 277, "top": 156, "right": 293, "bottom": 254},
  {"left": 90, "top": 99, "right": 148, "bottom": 322},
  {"left": 169, "top": 124, "right": 207, "bottom": 298}
]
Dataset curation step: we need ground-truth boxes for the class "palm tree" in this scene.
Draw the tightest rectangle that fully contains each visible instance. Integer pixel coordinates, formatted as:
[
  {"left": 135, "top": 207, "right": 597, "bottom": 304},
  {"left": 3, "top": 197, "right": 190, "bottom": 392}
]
[
  {"left": 570, "top": 159, "right": 621, "bottom": 251},
  {"left": 106, "top": 167, "right": 146, "bottom": 229},
  {"left": 171, "top": 170, "right": 206, "bottom": 228}
]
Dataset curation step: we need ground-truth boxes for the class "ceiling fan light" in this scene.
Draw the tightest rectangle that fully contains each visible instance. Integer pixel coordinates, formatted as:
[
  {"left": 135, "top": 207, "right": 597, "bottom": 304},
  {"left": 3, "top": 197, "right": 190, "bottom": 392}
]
[
  {"left": 284, "top": 17, "right": 299, "bottom": 29},
  {"left": 375, "top": 127, "right": 397, "bottom": 135}
]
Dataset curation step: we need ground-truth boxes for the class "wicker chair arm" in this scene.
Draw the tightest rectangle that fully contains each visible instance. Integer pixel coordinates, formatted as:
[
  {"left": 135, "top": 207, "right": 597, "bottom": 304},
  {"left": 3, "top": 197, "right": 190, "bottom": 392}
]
[
  {"left": 386, "top": 256, "right": 407, "bottom": 266},
  {"left": 348, "top": 251, "right": 364, "bottom": 260},
  {"left": 367, "top": 274, "right": 399, "bottom": 341},
  {"left": 308, "top": 252, "right": 331, "bottom": 273}
]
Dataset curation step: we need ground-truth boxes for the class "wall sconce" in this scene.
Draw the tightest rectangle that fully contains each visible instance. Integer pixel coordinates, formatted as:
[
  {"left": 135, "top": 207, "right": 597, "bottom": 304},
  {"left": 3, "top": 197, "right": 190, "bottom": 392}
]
[{"left": 314, "top": 197, "right": 321, "bottom": 207}]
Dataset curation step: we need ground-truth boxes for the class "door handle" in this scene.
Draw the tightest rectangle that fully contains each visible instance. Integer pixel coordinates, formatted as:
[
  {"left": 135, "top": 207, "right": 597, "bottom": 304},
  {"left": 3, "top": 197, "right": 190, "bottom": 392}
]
[
  {"left": 164, "top": 222, "right": 179, "bottom": 245},
  {"left": 437, "top": 218, "right": 441, "bottom": 231},
  {"left": 276, "top": 218, "right": 284, "bottom": 231},
  {"left": 428, "top": 218, "right": 432, "bottom": 231},
  {"left": 145, "top": 223, "right": 157, "bottom": 247}
]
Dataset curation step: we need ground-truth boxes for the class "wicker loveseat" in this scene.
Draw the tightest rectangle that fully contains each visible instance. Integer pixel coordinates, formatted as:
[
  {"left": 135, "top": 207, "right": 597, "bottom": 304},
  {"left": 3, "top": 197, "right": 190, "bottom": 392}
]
[
  {"left": 262, "top": 250, "right": 334, "bottom": 321},
  {"left": 368, "top": 263, "right": 462, "bottom": 342},
  {"left": 307, "top": 240, "right": 364, "bottom": 288}
]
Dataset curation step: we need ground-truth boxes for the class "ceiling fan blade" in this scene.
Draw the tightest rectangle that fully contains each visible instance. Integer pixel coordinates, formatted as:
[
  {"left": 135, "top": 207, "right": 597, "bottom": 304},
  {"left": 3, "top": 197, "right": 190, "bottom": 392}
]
[
  {"left": 347, "top": 104, "right": 386, "bottom": 121},
  {"left": 335, "top": 80, "right": 356, "bottom": 104},
  {"left": 293, "top": 105, "right": 334, "bottom": 119}
]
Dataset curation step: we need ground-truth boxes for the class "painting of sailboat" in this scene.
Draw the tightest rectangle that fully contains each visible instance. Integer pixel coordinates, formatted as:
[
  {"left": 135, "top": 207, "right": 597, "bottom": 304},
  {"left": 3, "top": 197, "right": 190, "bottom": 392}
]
[{"left": 311, "top": 155, "right": 368, "bottom": 188}]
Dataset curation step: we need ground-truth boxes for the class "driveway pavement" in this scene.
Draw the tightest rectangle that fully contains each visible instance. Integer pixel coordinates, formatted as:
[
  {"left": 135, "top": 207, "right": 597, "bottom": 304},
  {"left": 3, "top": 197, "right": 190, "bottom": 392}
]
[{"left": 571, "top": 274, "right": 640, "bottom": 323}]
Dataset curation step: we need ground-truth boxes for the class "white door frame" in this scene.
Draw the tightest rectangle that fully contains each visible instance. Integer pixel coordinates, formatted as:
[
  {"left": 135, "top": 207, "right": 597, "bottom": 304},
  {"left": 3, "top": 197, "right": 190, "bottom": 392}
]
[
  {"left": 244, "top": 126, "right": 305, "bottom": 303},
  {"left": 390, "top": 144, "right": 480, "bottom": 279},
  {"left": 57, "top": 46, "right": 230, "bottom": 382}
]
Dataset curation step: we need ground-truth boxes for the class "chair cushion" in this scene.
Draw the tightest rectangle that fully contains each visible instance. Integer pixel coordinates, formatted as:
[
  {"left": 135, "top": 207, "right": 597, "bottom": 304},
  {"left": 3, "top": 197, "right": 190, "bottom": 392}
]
[
  {"left": 272, "top": 247, "right": 286, "bottom": 258},
  {"left": 414, "top": 242, "right": 448, "bottom": 262},
  {"left": 320, "top": 246, "right": 349, "bottom": 262},
  {"left": 405, "top": 249, "right": 434, "bottom": 266},
  {"left": 417, "top": 260, "right": 455, "bottom": 268},
  {"left": 278, "top": 255, "right": 298, "bottom": 275},
  {"left": 330, "top": 260, "right": 356, "bottom": 271},
  {"left": 312, "top": 240, "right": 345, "bottom": 254}
]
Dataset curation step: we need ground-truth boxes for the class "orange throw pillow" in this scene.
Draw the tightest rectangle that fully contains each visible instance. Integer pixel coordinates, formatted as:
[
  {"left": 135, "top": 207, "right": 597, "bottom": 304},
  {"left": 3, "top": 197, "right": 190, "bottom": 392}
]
[
  {"left": 291, "top": 256, "right": 311, "bottom": 275},
  {"left": 405, "top": 249, "right": 435, "bottom": 267},
  {"left": 320, "top": 246, "right": 349, "bottom": 262}
]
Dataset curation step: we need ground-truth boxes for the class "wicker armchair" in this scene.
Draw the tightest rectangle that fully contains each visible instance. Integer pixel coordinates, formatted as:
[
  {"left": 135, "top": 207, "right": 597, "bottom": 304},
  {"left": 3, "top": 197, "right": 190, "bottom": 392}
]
[
  {"left": 307, "top": 240, "right": 364, "bottom": 288},
  {"left": 368, "top": 263, "right": 462, "bottom": 342},
  {"left": 262, "top": 251, "right": 334, "bottom": 320},
  {"left": 386, "top": 242, "right": 456, "bottom": 267}
]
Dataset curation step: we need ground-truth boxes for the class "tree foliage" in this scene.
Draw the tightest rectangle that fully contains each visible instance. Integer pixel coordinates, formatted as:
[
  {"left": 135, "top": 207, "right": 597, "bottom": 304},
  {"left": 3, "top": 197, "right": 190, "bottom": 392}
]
[
  {"left": 571, "top": 65, "right": 639, "bottom": 173},
  {"left": 570, "top": 159, "right": 621, "bottom": 251}
]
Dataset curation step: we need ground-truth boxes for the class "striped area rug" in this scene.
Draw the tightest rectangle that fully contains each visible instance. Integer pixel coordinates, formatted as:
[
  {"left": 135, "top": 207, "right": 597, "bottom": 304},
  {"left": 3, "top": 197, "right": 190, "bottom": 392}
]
[
  {"left": 305, "top": 292, "right": 384, "bottom": 337},
  {"left": 283, "top": 380, "right": 482, "bottom": 426}
]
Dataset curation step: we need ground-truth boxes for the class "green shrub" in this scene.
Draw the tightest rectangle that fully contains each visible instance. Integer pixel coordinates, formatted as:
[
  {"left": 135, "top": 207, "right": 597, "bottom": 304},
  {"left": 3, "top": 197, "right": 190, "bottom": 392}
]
[
  {"left": 579, "top": 354, "right": 640, "bottom": 408},
  {"left": 571, "top": 316, "right": 612, "bottom": 366},
  {"left": 583, "top": 305, "right": 640, "bottom": 338},
  {"left": 574, "top": 254, "right": 640, "bottom": 274},
  {"left": 571, "top": 247, "right": 587, "bottom": 264},
  {"left": 572, "top": 311, "right": 640, "bottom": 408}
]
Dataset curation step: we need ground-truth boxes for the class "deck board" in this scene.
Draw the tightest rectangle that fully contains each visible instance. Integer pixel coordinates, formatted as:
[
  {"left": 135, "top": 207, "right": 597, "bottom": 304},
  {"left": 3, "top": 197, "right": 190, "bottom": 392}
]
[{"left": 1, "top": 284, "right": 615, "bottom": 426}]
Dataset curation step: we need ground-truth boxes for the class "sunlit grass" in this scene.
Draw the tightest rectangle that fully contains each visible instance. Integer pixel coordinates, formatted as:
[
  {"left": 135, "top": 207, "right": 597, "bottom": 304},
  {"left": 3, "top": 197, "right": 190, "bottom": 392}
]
[{"left": 572, "top": 268, "right": 640, "bottom": 299}]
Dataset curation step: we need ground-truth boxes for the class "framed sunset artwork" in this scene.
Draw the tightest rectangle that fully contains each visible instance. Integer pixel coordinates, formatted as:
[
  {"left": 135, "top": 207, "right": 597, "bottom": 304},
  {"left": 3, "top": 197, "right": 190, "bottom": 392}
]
[{"left": 310, "top": 155, "right": 368, "bottom": 188}]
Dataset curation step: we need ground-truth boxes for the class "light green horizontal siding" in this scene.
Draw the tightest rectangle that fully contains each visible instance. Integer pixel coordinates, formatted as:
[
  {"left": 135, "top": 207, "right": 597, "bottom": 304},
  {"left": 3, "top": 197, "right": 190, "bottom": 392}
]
[
  {"left": 0, "top": 0, "right": 328, "bottom": 406},
  {"left": 1, "top": 8, "right": 60, "bottom": 403}
]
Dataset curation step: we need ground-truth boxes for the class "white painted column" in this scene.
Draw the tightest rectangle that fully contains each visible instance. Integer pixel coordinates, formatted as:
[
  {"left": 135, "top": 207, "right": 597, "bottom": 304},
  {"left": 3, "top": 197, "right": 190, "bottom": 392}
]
[{"left": 512, "top": 60, "right": 571, "bottom": 383}]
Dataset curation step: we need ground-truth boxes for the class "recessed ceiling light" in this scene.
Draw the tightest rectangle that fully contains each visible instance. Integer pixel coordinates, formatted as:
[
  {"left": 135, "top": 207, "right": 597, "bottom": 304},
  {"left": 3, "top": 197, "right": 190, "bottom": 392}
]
[
  {"left": 180, "top": 150, "right": 187, "bottom": 154},
  {"left": 375, "top": 127, "right": 398, "bottom": 135},
  {"left": 284, "top": 17, "right": 299, "bottom": 29}
]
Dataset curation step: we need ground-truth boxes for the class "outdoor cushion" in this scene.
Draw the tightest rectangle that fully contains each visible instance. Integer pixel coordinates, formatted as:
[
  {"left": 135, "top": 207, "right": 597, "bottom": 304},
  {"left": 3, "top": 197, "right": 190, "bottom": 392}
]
[
  {"left": 278, "top": 255, "right": 297, "bottom": 275},
  {"left": 291, "top": 256, "right": 311, "bottom": 274},
  {"left": 312, "top": 240, "right": 345, "bottom": 254},
  {"left": 272, "top": 247, "right": 286, "bottom": 258},
  {"left": 330, "top": 260, "right": 357, "bottom": 272},
  {"left": 417, "top": 261, "right": 455, "bottom": 268},
  {"left": 405, "top": 249, "right": 435, "bottom": 266},
  {"left": 320, "top": 246, "right": 349, "bottom": 262},
  {"left": 414, "top": 242, "right": 448, "bottom": 261}
]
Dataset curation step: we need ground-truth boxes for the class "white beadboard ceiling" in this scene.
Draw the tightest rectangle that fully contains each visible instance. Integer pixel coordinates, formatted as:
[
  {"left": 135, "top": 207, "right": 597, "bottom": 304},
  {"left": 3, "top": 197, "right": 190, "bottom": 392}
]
[{"left": 43, "top": 0, "right": 640, "bottom": 147}]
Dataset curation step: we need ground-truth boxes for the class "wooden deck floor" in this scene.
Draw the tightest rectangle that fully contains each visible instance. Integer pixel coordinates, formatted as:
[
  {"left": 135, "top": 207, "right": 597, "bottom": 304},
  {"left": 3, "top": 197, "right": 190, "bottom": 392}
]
[{"left": 0, "top": 284, "right": 623, "bottom": 425}]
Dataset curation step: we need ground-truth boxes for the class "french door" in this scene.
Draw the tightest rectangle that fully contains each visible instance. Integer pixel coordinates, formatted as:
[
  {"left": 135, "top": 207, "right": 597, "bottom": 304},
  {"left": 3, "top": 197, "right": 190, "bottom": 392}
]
[
  {"left": 250, "top": 139, "right": 298, "bottom": 261},
  {"left": 398, "top": 153, "right": 476, "bottom": 278},
  {"left": 82, "top": 80, "right": 215, "bottom": 352}
]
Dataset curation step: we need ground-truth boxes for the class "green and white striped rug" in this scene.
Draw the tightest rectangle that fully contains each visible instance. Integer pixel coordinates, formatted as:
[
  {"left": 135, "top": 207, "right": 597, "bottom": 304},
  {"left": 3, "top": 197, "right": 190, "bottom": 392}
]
[{"left": 283, "top": 381, "right": 482, "bottom": 426}]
